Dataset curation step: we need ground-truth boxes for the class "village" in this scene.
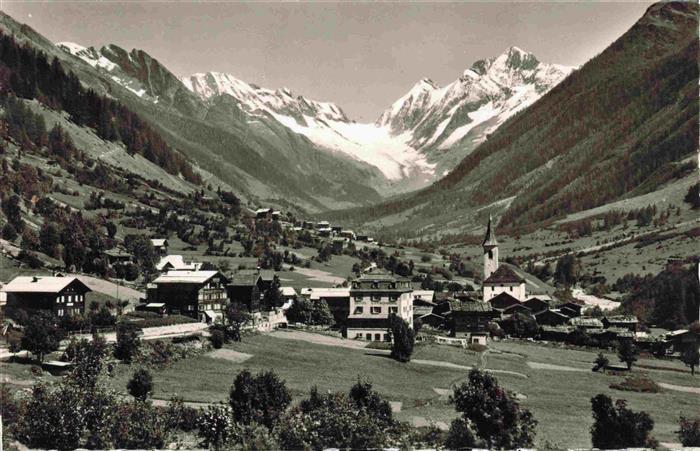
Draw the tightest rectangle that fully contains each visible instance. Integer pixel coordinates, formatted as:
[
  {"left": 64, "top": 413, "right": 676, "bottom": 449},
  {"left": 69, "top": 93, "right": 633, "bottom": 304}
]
[{"left": 1, "top": 204, "right": 698, "bottom": 448}]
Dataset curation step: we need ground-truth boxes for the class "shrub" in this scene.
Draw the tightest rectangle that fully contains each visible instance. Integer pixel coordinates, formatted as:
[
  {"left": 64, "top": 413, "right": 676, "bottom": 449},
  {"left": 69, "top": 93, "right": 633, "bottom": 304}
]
[
  {"left": 197, "top": 404, "right": 233, "bottom": 449},
  {"left": 165, "top": 396, "right": 200, "bottom": 432},
  {"left": 593, "top": 353, "right": 610, "bottom": 373},
  {"left": 445, "top": 418, "right": 481, "bottom": 449},
  {"left": 590, "top": 394, "right": 657, "bottom": 449},
  {"left": 677, "top": 416, "right": 700, "bottom": 446},
  {"left": 114, "top": 322, "right": 141, "bottom": 363},
  {"left": 210, "top": 329, "right": 225, "bottom": 349},
  {"left": 127, "top": 369, "right": 153, "bottom": 401},
  {"left": 111, "top": 400, "right": 167, "bottom": 449},
  {"left": 229, "top": 369, "right": 291, "bottom": 430},
  {"left": 617, "top": 340, "right": 639, "bottom": 370},
  {"left": 450, "top": 369, "right": 536, "bottom": 448},
  {"left": 609, "top": 375, "right": 661, "bottom": 393}
]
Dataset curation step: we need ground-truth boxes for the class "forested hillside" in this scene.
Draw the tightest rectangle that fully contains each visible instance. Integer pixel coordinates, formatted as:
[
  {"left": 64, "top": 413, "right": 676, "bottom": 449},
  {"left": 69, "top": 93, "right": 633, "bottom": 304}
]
[
  {"left": 0, "top": 31, "right": 202, "bottom": 184},
  {"left": 325, "top": 2, "right": 698, "bottom": 239}
]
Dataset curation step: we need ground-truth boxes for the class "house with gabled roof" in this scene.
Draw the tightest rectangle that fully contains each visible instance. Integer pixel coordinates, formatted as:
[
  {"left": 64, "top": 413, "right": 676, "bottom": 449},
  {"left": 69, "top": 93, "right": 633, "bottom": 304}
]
[
  {"left": 445, "top": 299, "right": 498, "bottom": 345},
  {"left": 1, "top": 276, "right": 91, "bottom": 318},
  {"left": 150, "top": 270, "right": 229, "bottom": 320},
  {"left": 488, "top": 292, "right": 521, "bottom": 311},
  {"left": 227, "top": 273, "right": 264, "bottom": 313},
  {"left": 523, "top": 297, "right": 550, "bottom": 315}
]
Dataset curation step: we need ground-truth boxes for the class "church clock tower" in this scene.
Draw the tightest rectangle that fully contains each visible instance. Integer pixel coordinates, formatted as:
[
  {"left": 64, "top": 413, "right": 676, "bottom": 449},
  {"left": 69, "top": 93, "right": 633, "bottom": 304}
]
[{"left": 483, "top": 215, "right": 499, "bottom": 280}]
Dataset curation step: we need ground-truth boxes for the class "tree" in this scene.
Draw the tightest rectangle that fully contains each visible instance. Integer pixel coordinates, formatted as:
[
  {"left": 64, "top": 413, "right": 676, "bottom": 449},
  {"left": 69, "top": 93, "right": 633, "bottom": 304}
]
[
  {"left": 127, "top": 368, "right": 153, "bottom": 401},
  {"left": 590, "top": 394, "right": 657, "bottom": 449},
  {"left": 276, "top": 386, "right": 396, "bottom": 450},
  {"left": 445, "top": 418, "right": 480, "bottom": 449},
  {"left": 197, "top": 404, "right": 233, "bottom": 450},
  {"left": 111, "top": 399, "right": 167, "bottom": 449},
  {"left": 2, "top": 222, "right": 18, "bottom": 241},
  {"left": 21, "top": 313, "right": 63, "bottom": 361},
  {"left": 681, "top": 346, "right": 699, "bottom": 376},
  {"left": 286, "top": 298, "right": 334, "bottom": 326},
  {"left": 62, "top": 332, "right": 108, "bottom": 388},
  {"left": 594, "top": 353, "right": 610, "bottom": 373},
  {"left": 554, "top": 254, "right": 580, "bottom": 287},
  {"left": 224, "top": 304, "right": 251, "bottom": 342},
  {"left": 261, "top": 278, "right": 284, "bottom": 311},
  {"left": 229, "top": 369, "right": 291, "bottom": 430},
  {"left": 677, "top": 416, "right": 700, "bottom": 446},
  {"left": 124, "top": 234, "right": 156, "bottom": 276},
  {"left": 210, "top": 329, "right": 225, "bottom": 349},
  {"left": 683, "top": 183, "right": 700, "bottom": 209},
  {"left": 617, "top": 340, "right": 639, "bottom": 370},
  {"left": 114, "top": 322, "right": 141, "bottom": 363},
  {"left": 16, "top": 383, "right": 85, "bottom": 450},
  {"left": 450, "top": 369, "right": 537, "bottom": 448},
  {"left": 388, "top": 313, "right": 414, "bottom": 362}
]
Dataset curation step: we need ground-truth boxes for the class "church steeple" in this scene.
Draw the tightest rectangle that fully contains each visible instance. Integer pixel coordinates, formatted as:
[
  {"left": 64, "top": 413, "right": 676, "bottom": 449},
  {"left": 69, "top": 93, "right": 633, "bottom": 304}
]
[
  {"left": 483, "top": 215, "right": 499, "bottom": 281},
  {"left": 483, "top": 214, "right": 498, "bottom": 248}
]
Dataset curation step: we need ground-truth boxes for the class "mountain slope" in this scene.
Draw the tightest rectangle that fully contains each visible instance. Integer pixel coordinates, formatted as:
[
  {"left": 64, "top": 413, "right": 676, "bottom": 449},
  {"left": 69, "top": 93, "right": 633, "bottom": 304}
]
[
  {"left": 177, "top": 48, "right": 571, "bottom": 188},
  {"left": 325, "top": 1, "right": 699, "bottom": 240},
  {"left": 0, "top": 13, "right": 390, "bottom": 213}
]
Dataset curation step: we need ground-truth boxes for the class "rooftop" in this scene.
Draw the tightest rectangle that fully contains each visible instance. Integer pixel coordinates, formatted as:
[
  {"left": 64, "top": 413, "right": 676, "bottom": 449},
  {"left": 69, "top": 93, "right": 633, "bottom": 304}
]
[
  {"left": 1, "top": 276, "right": 90, "bottom": 294},
  {"left": 153, "top": 270, "right": 221, "bottom": 284},
  {"left": 483, "top": 265, "right": 524, "bottom": 284},
  {"left": 449, "top": 300, "right": 494, "bottom": 313}
]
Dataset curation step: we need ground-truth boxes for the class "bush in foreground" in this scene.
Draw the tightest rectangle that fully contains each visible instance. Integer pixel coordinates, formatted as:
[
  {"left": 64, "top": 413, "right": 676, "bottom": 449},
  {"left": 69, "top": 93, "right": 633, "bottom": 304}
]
[
  {"left": 449, "top": 369, "right": 537, "bottom": 448},
  {"left": 677, "top": 416, "right": 700, "bottom": 446},
  {"left": 590, "top": 393, "right": 657, "bottom": 449}
]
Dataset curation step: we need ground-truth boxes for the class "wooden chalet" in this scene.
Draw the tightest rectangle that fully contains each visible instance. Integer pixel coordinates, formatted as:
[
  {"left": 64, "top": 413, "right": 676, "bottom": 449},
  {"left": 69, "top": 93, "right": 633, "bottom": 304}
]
[
  {"left": 602, "top": 315, "right": 639, "bottom": 332},
  {"left": 488, "top": 292, "right": 521, "bottom": 311},
  {"left": 535, "top": 309, "right": 570, "bottom": 326},
  {"left": 227, "top": 273, "right": 264, "bottom": 313},
  {"left": 445, "top": 299, "right": 498, "bottom": 344},
  {"left": 523, "top": 297, "right": 550, "bottom": 314},
  {"left": 1, "top": 276, "right": 91, "bottom": 318},
  {"left": 150, "top": 270, "right": 229, "bottom": 319}
]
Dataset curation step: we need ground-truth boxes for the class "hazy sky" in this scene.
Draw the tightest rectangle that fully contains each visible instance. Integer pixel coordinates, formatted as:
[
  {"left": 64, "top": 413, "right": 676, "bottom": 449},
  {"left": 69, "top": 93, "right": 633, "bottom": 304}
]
[{"left": 2, "top": 1, "right": 653, "bottom": 121}]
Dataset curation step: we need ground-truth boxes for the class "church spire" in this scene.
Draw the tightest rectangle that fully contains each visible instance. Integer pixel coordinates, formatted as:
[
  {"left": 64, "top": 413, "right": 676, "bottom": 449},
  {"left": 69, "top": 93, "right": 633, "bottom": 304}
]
[{"left": 483, "top": 214, "right": 498, "bottom": 247}]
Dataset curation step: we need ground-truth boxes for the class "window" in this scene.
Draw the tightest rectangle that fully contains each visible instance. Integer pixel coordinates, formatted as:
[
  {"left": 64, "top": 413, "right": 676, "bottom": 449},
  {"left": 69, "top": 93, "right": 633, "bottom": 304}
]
[
  {"left": 389, "top": 307, "right": 398, "bottom": 314},
  {"left": 374, "top": 333, "right": 381, "bottom": 341},
  {"left": 371, "top": 306, "right": 381, "bottom": 314},
  {"left": 57, "top": 309, "right": 64, "bottom": 317},
  {"left": 353, "top": 307, "right": 364, "bottom": 314},
  {"left": 365, "top": 333, "right": 372, "bottom": 341},
  {"left": 384, "top": 334, "right": 390, "bottom": 342},
  {"left": 509, "top": 286, "right": 513, "bottom": 292},
  {"left": 371, "top": 295, "right": 381, "bottom": 302}
]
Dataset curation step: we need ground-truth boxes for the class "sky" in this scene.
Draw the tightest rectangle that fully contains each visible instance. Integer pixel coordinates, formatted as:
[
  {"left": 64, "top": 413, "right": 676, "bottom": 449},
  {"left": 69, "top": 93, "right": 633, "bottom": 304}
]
[{"left": 1, "top": 1, "right": 654, "bottom": 121}]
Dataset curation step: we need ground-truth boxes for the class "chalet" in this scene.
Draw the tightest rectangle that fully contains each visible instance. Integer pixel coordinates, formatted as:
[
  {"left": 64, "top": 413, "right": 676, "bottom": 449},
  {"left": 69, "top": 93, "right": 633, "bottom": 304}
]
[
  {"left": 523, "top": 297, "right": 550, "bottom": 315},
  {"left": 316, "top": 221, "right": 330, "bottom": 230},
  {"left": 356, "top": 234, "right": 369, "bottom": 242},
  {"left": 150, "top": 270, "right": 229, "bottom": 320},
  {"left": 150, "top": 238, "right": 169, "bottom": 255},
  {"left": 1, "top": 276, "right": 91, "bottom": 318},
  {"left": 418, "top": 312, "right": 445, "bottom": 329},
  {"left": 602, "top": 315, "right": 639, "bottom": 332},
  {"left": 156, "top": 255, "right": 202, "bottom": 273},
  {"left": 346, "top": 272, "right": 413, "bottom": 342},
  {"left": 501, "top": 303, "right": 533, "bottom": 317},
  {"left": 559, "top": 302, "right": 584, "bottom": 317},
  {"left": 135, "top": 302, "right": 167, "bottom": 316},
  {"left": 255, "top": 208, "right": 273, "bottom": 219},
  {"left": 445, "top": 300, "right": 498, "bottom": 345},
  {"left": 540, "top": 325, "right": 573, "bottom": 341},
  {"left": 666, "top": 329, "right": 700, "bottom": 355},
  {"left": 280, "top": 286, "right": 297, "bottom": 301},
  {"left": 302, "top": 220, "right": 315, "bottom": 229},
  {"left": 271, "top": 211, "right": 282, "bottom": 220},
  {"left": 227, "top": 273, "right": 263, "bottom": 313},
  {"left": 331, "top": 225, "right": 343, "bottom": 234},
  {"left": 569, "top": 316, "right": 604, "bottom": 330},
  {"left": 535, "top": 309, "right": 570, "bottom": 326},
  {"left": 317, "top": 227, "right": 332, "bottom": 237},
  {"left": 331, "top": 238, "right": 346, "bottom": 254},
  {"left": 488, "top": 292, "right": 521, "bottom": 311},
  {"left": 340, "top": 230, "right": 356, "bottom": 240},
  {"left": 103, "top": 249, "right": 132, "bottom": 267},
  {"left": 307, "top": 287, "right": 351, "bottom": 326}
]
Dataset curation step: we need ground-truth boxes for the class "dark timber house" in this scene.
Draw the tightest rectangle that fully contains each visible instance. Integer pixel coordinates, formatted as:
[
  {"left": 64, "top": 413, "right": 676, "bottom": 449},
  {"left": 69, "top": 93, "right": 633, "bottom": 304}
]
[
  {"left": 227, "top": 273, "right": 263, "bottom": 313},
  {"left": 150, "top": 270, "right": 229, "bottom": 320},
  {"left": 445, "top": 299, "right": 498, "bottom": 345},
  {"left": 1, "top": 276, "right": 91, "bottom": 318}
]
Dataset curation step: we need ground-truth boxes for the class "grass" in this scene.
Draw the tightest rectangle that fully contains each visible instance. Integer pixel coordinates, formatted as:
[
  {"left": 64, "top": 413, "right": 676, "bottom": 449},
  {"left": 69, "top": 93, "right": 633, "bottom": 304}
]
[{"left": 102, "top": 334, "right": 699, "bottom": 448}]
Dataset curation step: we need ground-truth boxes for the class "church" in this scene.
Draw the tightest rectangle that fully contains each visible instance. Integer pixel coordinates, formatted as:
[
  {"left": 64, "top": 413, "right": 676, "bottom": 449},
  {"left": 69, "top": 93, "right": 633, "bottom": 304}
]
[{"left": 481, "top": 215, "right": 527, "bottom": 302}]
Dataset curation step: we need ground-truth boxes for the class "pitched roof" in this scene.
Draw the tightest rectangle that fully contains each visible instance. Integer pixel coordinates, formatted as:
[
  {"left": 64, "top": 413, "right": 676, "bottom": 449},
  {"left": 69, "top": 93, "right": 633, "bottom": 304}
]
[
  {"left": 153, "top": 270, "right": 222, "bottom": 284},
  {"left": 308, "top": 288, "right": 350, "bottom": 299},
  {"left": 259, "top": 270, "right": 276, "bottom": 281},
  {"left": 603, "top": 315, "right": 639, "bottom": 324},
  {"left": 535, "top": 309, "right": 570, "bottom": 319},
  {"left": 482, "top": 215, "right": 498, "bottom": 247},
  {"left": 280, "top": 286, "right": 297, "bottom": 297},
  {"left": 483, "top": 265, "right": 524, "bottom": 284},
  {"left": 150, "top": 238, "right": 168, "bottom": 247},
  {"left": 230, "top": 273, "right": 262, "bottom": 287},
  {"left": 569, "top": 317, "right": 603, "bottom": 328},
  {"left": 449, "top": 300, "right": 494, "bottom": 313},
  {"left": 155, "top": 255, "right": 202, "bottom": 271},
  {"left": 1, "top": 276, "right": 90, "bottom": 294}
]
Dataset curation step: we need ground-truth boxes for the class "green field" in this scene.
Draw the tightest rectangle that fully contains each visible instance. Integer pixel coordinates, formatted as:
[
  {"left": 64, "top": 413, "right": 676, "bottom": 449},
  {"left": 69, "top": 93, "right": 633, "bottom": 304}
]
[{"left": 101, "top": 334, "right": 699, "bottom": 448}]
